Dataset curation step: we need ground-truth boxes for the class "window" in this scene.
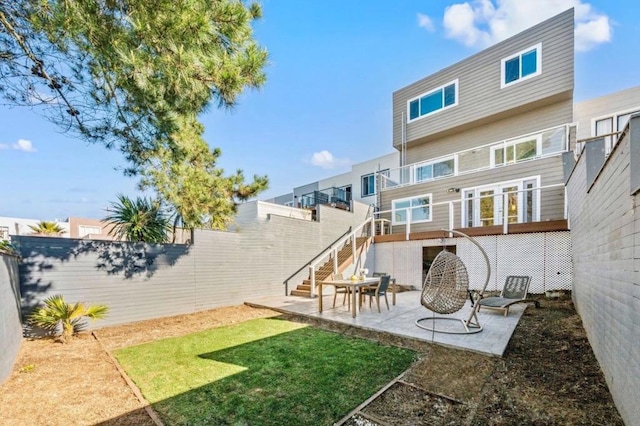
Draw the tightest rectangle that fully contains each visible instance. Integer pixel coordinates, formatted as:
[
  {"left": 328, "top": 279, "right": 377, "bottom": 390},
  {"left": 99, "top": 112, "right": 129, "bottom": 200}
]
[
  {"left": 501, "top": 44, "right": 541, "bottom": 88},
  {"left": 593, "top": 107, "right": 640, "bottom": 154},
  {"left": 407, "top": 80, "right": 458, "bottom": 121},
  {"left": 0, "top": 226, "right": 8, "bottom": 240},
  {"left": 462, "top": 177, "right": 540, "bottom": 227},
  {"left": 415, "top": 157, "right": 454, "bottom": 182},
  {"left": 78, "top": 225, "right": 101, "bottom": 237},
  {"left": 362, "top": 174, "right": 375, "bottom": 197},
  {"left": 392, "top": 194, "right": 432, "bottom": 225},
  {"left": 361, "top": 170, "right": 389, "bottom": 197},
  {"left": 491, "top": 135, "right": 541, "bottom": 167}
]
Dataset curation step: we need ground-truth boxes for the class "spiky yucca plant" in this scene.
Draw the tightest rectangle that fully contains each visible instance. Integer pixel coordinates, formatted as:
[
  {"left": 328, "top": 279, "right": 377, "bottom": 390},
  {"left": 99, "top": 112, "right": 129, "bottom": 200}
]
[
  {"left": 28, "top": 221, "right": 65, "bottom": 236},
  {"left": 29, "top": 295, "right": 108, "bottom": 343}
]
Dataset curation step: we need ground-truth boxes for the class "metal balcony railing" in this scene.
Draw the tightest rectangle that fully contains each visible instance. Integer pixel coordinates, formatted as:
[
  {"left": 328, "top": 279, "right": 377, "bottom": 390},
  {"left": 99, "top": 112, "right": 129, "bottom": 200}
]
[{"left": 299, "top": 187, "right": 352, "bottom": 210}]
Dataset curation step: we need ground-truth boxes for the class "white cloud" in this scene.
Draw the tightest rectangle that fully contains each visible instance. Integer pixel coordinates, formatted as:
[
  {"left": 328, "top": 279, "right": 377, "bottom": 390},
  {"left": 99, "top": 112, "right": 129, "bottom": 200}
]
[
  {"left": 308, "top": 150, "right": 350, "bottom": 170},
  {"left": 442, "top": 0, "right": 611, "bottom": 51},
  {"left": 12, "top": 139, "right": 36, "bottom": 152},
  {"left": 417, "top": 13, "right": 436, "bottom": 32}
]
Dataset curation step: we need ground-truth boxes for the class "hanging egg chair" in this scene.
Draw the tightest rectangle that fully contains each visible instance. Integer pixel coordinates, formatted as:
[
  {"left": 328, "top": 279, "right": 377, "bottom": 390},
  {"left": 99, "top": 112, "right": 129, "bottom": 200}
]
[{"left": 415, "top": 229, "right": 490, "bottom": 334}]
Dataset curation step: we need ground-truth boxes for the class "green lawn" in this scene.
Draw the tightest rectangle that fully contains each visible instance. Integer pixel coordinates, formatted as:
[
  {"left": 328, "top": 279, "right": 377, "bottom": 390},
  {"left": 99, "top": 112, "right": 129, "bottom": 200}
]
[{"left": 115, "top": 318, "right": 416, "bottom": 425}]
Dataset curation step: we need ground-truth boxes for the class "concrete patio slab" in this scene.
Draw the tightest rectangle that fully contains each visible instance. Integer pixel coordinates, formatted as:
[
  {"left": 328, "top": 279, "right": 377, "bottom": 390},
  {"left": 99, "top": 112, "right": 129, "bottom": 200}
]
[{"left": 245, "top": 290, "right": 526, "bottom": 357}]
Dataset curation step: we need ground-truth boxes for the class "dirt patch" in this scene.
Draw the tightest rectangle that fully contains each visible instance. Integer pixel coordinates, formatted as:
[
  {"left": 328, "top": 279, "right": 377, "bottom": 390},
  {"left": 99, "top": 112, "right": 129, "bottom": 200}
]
[{"left": 0, "top": 297, "right": 624, "bottom": 425}]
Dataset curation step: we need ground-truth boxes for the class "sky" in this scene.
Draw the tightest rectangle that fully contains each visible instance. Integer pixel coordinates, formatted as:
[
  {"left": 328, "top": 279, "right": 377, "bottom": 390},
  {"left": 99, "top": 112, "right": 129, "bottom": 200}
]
[{"left": 1, "top": 0, "right": 639, "bottom": 220}]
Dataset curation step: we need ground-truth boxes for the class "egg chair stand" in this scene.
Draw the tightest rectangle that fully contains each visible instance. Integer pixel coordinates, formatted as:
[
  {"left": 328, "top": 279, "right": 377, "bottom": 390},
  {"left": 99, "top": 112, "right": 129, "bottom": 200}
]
[{"left": 415, "top": 229, "right": 490, "bottom": 335}]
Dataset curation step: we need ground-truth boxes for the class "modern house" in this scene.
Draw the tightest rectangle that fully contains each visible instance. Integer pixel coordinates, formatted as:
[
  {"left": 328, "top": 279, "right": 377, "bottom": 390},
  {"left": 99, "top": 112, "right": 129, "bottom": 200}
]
[
  {"left": 574, "top": 85, "right": 640, "bottom": 155},
  {"left": 266, "top": 152, "right": 399, "bottom": 212},
  {"left": 377, "top": 9, "right": 574, "bottom": 238}
]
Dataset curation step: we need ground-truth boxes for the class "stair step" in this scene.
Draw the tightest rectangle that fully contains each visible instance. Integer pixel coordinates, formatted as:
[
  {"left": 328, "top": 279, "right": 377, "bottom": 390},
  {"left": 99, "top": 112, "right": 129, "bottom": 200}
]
[{"left": 290, "top": 289, "right": 312, "bottom": 297}]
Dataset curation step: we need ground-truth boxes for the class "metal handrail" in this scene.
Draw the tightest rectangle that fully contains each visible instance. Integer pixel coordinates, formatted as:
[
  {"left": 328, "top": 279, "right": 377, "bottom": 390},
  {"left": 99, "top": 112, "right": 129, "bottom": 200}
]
[
  {"left": 283, "top": 226, "right": 352, "bottom": 295},
  {"left": 308, "top": 218, "right": 373, "bottom": 297}
]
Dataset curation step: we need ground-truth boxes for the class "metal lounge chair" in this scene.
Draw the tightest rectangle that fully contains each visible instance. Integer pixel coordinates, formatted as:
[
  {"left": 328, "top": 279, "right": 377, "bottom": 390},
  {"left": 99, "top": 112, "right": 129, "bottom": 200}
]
[{"left": 477, "top": 276, "right": 533, "bottom": 316}]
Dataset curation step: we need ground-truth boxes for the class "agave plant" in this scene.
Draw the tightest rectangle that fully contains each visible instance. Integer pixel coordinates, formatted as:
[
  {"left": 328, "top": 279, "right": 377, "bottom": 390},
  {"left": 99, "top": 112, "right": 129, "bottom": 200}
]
[
  {"left": 104, "top": 194, "right": 170, "bottom": 243},
  {"left": 29, "top": 295, "right": 108, "bottom": 343},
  {"left": 28, "top": 221, "right": 64, "bottom": 236}
]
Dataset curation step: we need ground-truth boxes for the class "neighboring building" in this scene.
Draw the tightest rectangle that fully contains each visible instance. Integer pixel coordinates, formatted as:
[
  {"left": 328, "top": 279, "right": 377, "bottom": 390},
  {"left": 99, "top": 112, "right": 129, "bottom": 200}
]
[
  {"left": 268, "top": 152, "right": 399, "bottom": 211},
  {"left": 377, "top": 9, "right": 574, "bottom": 235},
  {"left": 574, "top": 85, "right": 640, "bottom": 156},
  {"left": 0, "top": 216, "right": 70, "bottom": 239},
  {"left": 68, "top": 217, "right": 116, "bottom": 240}
]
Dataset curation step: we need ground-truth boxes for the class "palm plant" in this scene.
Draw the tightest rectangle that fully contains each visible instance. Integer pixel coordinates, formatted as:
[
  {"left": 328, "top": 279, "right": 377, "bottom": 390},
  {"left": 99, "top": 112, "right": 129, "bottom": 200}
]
[
  {"left": 28, "top": 221, "right": 64, "bottom": 236},
  {"left": 29, "top": 295, "right": 108, "bottom": 343},
  {"left": 104, "top": 194, "right": 170, "bottom": 243}
]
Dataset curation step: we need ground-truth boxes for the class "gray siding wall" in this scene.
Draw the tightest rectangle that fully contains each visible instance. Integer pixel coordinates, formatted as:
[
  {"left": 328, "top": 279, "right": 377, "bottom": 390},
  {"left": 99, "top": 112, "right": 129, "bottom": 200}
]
[
  {"left": 380, "top": 155, "right": 565, "bottom": 233},
  {"left": 405, "top": 101, "right": 572, "bottom": 163},
  {"left": 574, "top": 85, "right": 640, "bottom": 140},
  {"left": 0, "top": 252, "right": 21, "bottom": 385},
  {"left": 565, "top": 117, "right": 640, "bottom": 425},
  {"left": 16, "top": 203, "right": 370, "bottom": 328},
  {"left": 393, "top": 9, "right": 574, "bottom": 148}
]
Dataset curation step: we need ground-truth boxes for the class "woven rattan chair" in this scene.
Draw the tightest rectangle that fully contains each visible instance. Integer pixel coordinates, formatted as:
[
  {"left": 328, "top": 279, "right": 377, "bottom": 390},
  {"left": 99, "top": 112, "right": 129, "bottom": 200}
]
[{"left": 415, "top": 229, "right": 490, "bottom": 334}]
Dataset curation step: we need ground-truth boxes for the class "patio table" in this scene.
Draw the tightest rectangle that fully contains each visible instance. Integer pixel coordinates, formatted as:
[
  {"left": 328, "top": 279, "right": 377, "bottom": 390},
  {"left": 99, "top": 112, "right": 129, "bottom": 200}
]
[{"left": 318, "top": 277, "right": 381, "bottom": 318}]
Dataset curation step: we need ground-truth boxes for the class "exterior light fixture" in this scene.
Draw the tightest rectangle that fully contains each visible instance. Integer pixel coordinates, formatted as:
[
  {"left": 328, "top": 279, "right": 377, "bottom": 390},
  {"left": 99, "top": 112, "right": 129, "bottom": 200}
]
[{"left": 447, "top": 188, "right": 460, "bottom": 193}]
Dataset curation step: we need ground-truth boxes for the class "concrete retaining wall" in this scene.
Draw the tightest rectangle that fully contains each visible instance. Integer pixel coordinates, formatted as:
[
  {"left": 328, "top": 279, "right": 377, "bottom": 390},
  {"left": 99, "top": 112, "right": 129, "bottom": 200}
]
[
  {"left": 15, "top": 202, "right": 369, "bottom": 328},
  {"left": 0, "top": 251, "right": 21, "bottom": 385},
  {"left": 565, "top": 115, "right": 640, "bottom": 426}
]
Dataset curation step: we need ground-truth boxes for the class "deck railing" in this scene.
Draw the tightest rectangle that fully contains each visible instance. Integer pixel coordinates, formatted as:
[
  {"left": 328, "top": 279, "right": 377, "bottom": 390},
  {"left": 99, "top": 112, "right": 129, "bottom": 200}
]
[
  {"left": 379, "top": 124, "right": 569, "bottom": 191},
  {"left": 373, "top": 183, "right": 566, "bottom": 238}
]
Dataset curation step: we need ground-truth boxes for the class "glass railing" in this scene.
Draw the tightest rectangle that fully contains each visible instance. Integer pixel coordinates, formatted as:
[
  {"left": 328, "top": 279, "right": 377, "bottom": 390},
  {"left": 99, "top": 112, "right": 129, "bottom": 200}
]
[
  {"left": 380, "top": 124, "right": 569, "bottom": 190},
  {"left": 299, "top": 187, "right": 352, "bottom": 209}
]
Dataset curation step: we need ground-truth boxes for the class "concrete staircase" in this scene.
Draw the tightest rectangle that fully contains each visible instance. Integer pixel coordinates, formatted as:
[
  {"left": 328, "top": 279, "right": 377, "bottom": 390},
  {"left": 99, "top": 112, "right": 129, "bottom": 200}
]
[{"left": 290, "top": 236, "right": 370, "bottom": 297}]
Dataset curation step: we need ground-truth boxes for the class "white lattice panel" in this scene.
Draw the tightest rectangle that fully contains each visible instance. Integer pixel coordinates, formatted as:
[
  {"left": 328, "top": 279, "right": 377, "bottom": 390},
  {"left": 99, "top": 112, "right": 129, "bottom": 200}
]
[
  {"left": 497, "top": 234, "right": 546, "bottom": 293},
  {"left": 544, "top": 232, "right": 573, "bottom": 291},
  {"left": 372, "top": 231, "right": 572, "bottom": 294},
  {"left": 457, "top": 236, "right": 498, "bottom": 292},
  {"left": 393, "top": 241, "right": 423, "bottom": 288}
]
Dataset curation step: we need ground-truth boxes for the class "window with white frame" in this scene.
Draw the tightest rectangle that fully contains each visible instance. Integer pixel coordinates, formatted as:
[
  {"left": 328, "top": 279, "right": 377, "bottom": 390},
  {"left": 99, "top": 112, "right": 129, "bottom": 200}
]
[
  {"left": 593, "top": 107, "right": 640, "bottom": 154},
  {"left": 361, "top": 170, "right": 389, "bottom": 197},
  {"left": 414, "top": 157, "right": 454, "bottom": 182},
  {"left": 0, "top": 226, "right": 8, "bottom": 240},
  {"left": 501, "top": 43, "right": 542, "bottom": 88},
  {"left": 461, "top": 177, "right": 540, "bottom": 228},
  {"left": 407, "top": 80, "right": 458, "bottom": 122},
  {"left": 79, "top": 225, "right": 101, "bottom": 237},
  {"left": 392, "top": 194, "right": 432, "bottom": 225},
  {"left": 491, "top": 134, "right": 541, "bottom": 167}
]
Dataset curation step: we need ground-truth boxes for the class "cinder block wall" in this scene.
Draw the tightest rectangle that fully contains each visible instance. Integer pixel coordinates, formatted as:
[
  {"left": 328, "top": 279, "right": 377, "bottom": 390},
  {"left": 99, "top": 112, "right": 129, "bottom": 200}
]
[
  {"left": 0, "top": 252, "right": 21, "bottom": 385},
  {"left": 15, "top": 202, "right": 370, "bottom": 328},
  {"left": 565, "top": 116, "right": 640, "bottom": 426}
]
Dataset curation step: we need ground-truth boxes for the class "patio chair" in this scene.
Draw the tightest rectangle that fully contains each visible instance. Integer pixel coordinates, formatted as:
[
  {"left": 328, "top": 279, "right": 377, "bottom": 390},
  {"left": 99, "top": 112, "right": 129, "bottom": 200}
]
[
  {"left": 332, "top": 273, "right": 349, "bottom": 308},
  {"left": 360, "top": 275, "right": 391, "bottom": 313},
  {"left": 477, "top": 276, "right": 533, "bottom": 316},
  {"left": 373, "top": 272, "right": 397, "bottom": 305}
]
